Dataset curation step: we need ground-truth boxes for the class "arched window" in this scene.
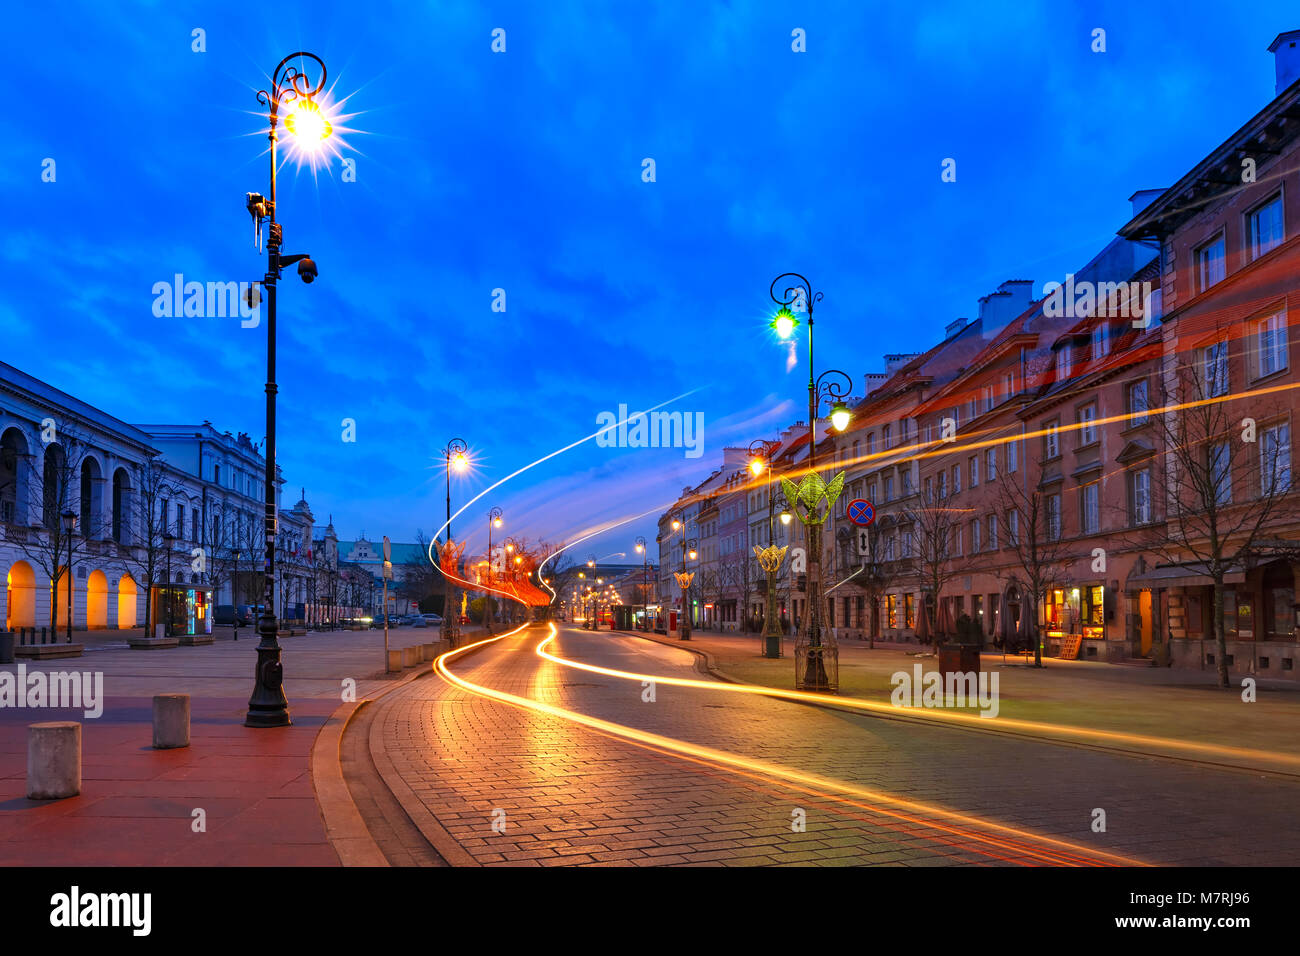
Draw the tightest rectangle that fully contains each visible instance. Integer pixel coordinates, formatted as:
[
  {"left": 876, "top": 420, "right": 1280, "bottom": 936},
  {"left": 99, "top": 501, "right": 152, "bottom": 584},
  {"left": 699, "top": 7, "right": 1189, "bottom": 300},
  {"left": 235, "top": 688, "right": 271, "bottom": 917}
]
[{"left": 112, "top": 468, "right": 131, "bottom": 544}]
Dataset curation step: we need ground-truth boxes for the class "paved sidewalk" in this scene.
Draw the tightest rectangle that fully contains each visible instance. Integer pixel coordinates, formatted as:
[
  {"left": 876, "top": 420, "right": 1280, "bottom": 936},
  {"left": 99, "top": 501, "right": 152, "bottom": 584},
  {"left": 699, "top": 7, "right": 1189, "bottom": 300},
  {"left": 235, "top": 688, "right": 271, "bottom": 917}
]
[
  {"left": 617, "top": 627, "right": 1300, "bottom": 762},
  {"left": 0, "top": 626, "right": 463, "bottom": 866}
]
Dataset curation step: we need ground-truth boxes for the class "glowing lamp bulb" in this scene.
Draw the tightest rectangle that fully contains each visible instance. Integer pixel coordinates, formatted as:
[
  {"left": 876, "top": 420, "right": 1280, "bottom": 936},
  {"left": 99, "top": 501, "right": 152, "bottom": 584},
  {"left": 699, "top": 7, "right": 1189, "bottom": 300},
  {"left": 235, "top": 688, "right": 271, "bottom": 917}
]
[
  {"left": 286, "top": 99, "right": 332, "bottom": 142},
  {"left": 688, "top": 549, "right": 697, "bottom": 561},
  {"left": 780, "top": 510, "right": 793, "bottom": 526},
  {"left": 830, "top": 402, "right": 851, "bottom": 432},
  {"left": 772, "top": 307, "right": 798, "bottom": 340},
  {"left": 749, "top": 458, "right": 765, "bottom": 476},
  {"left": 493, "top": 518, "right": 502, "bottom": 528}
]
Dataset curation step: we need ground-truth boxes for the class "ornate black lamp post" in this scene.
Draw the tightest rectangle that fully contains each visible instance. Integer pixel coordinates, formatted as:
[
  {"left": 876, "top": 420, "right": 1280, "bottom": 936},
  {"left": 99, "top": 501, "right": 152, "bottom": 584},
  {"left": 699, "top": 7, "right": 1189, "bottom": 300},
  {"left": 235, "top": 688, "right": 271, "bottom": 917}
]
[
  {"left": 634, "top": 536, "right": 648, "bottom": 631},
  {"left": 485, "top": 507, "right": 502, "bottom": 633},
  {"left": 769, "top": 272, "right": 853, "bottom": 692},
  {"left": 748, "top": 440, "right": 787, "bottom": 658},
  {"left": 244, "top": 52, "right": 332, "bottom": 728},
  {"left": 667, "top": 511, "right": 697, "bottom": 642},
  {"left": 442, "top": 438, "right": 468, "bottom": 644}
]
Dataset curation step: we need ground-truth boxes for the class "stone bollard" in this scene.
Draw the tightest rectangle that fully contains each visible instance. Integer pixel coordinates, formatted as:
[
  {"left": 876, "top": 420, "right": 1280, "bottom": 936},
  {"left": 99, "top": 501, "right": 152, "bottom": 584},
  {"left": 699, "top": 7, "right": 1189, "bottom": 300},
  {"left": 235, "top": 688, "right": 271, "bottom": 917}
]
[
  {"left": 421, "top": 642, "right": 437, "bottom": 662},
  {"left": 152, "top": 693, "right": 190, "bottom": 749},
  {"left": 402, "top": 645, "right": 418, "bottom": 668},
  {"left": 387, "top": 648, "right": 402, "bottom": 673},
  {"left": 27, "top": 722, "right": 81, "bottom": 800}
]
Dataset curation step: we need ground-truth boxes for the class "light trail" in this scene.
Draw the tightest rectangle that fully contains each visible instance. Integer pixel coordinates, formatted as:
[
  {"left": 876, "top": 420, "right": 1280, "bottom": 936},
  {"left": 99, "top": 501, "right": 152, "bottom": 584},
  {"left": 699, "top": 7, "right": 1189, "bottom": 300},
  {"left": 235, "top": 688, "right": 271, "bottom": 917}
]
[
  {"left": 432, "top": 624, "right": 1143, "bottom": 866},
  {"left": 535, "top": 627, "right": 1300, "bottom": 772}
]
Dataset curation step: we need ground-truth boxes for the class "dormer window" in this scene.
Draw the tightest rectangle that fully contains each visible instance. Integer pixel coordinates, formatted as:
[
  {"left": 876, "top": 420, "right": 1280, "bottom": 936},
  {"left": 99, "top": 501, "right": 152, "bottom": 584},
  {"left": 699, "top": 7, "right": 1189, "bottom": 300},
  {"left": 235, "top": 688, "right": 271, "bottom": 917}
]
[
  {"left": 1091, "top": 324, "right": 1109, "bottom": 362},
  {"left": 1056, "top": 343, "right": 1072, "bottom": 381}
]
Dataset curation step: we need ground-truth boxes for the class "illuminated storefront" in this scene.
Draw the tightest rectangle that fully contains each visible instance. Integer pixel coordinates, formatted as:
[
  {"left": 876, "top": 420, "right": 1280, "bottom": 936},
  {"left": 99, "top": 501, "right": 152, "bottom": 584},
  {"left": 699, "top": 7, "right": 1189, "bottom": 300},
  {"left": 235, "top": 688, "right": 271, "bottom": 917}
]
[
  {"left": 151, "top": 586, "right": 214, "bottom": 637},
  {"left": 1044, "top": 584, "right": 1107, "bottom": 640}
]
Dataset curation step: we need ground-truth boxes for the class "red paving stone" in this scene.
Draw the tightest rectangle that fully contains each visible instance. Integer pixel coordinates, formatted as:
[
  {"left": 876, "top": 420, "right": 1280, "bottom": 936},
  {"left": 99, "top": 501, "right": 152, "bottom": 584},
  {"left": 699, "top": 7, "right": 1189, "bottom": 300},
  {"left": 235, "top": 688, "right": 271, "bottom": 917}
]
[{"left": 0, "top": 696, "right": 339, "bottom": 866}]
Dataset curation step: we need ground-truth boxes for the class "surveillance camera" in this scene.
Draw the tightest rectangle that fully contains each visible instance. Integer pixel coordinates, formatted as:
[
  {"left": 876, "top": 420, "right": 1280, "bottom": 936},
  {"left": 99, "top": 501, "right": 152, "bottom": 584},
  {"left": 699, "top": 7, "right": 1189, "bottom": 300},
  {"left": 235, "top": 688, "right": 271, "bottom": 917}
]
[
  {"left": 246, "top": 192, "right": 267, "bottom": 217},
  {"left": 297, "top": 257, "right": 318, "bottom": 283}
]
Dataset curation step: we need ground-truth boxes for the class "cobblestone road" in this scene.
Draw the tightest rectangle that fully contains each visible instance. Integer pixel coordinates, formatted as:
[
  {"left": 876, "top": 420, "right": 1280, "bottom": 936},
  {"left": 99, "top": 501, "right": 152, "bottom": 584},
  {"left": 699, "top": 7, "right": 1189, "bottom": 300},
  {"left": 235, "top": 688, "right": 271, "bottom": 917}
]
[{"left": 353, "top": 625, "right": 1300, "bottom": 866}]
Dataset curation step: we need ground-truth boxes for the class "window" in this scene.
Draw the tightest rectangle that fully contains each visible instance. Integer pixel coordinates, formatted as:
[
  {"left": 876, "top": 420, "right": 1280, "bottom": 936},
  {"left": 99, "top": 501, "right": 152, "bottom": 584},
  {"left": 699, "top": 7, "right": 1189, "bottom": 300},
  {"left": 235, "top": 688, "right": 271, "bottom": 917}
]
[
  {"left": 1249, "top": 193, "right": 1284, "bottom": 261},
  {"left": 922, "top": 423, "right": 933, "bottom": 445},
  {"left": 214, "top": 465, "right": 220, "bottom": 485},
  {"left": 1130, "top": 469, "right": 1152, "bottom": 525},
  {"left": 883, "top": 474, "right": 894, "bottom": 502},
  {"left": 887, "top": 594, "right": 898, "bottom": 629},
  {"left": 953, "top": 527, "right": 963, "bottom": 556},
  {"left": 1195, "top": 235, "right": 1226, "bottom": 292},
  {"left": 1056, "top": 344, "right": 1072, "bottom": 381},
  {"left": 1202, "top": 341, "right": 1229, "bottom": 398},
  {"left": 902, "top": 528, "right": 914, "bottom": 558},
  {"left": 1091, "top": 324, "right": 1109, "bottom": 362},
  {"left": 982, "top": 385, "right": 994, "bottom": 413},
  {"left": 192, "top": 508, "right": 199, "bottom": 541},
  {"left": 1079, "top": 404, "right": 1097, "bottom": 445},
  {"left": 1255, "top": 311, "right": 1288, "bottom": 379},
  {"left": 924, "top": 476, "right": 933, "bottom": 502},
  {"left": 1046, "top": 493, "right": 1062, "bottom": 540},
  {"left": 938, "top": 471, "right": 947, "bottom": 499},
  {"left": 1002, "top": 371, "right": 1016, "bottom": 398},
  {"left": 1007, "top": 509, "right": 1019, "bottom": 546},
  {"left": 986, "top": 447, "right": 997, "bottom": 481},
  {"left": 952, "top": 464, "right": 961, "bottom": 494},
  {"left": 901, "top": 469, "right": 913, "bottom": 495},
  {"left": 1127, "top": 380, "right": 1149, "bottom": 426},
  {"left": 1081, "top": 482, "right": 1100, "bottom": 534},
  {"left": 176, "top": 504, "right": 184, "bottom": 538},
  {"left": 969, "top": 456, "right": 979, "bottom": 487},
  {"left": 904, "top": 593, "right": 916, "bottom": 629},
  {"left": 1007, "top": 439, "right": 1019, "bottom": 473},
  {"left": 970, "top": 519, "right": 981, "bottom": 553},
  {"left": 1262, "top": 422, "right": 1292, "bottom": 495},
  {"left": 1045, "top": 421, "right": 1060, "bottom": 459},
  {"left": 1210, "top": 442, "right": 1232, "bottom": 506},
  {"left": 883, "top": 424, "right": 892, "bottom": 449},
  {"left": 987, "top": 514, "right": 999, "bottom": 550}
]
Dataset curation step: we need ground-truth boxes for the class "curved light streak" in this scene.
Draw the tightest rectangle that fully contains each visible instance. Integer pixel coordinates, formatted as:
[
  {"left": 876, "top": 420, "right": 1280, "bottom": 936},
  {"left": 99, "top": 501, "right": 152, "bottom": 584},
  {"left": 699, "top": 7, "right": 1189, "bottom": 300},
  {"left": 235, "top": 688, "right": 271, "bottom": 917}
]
[
  {"left": 536, "top": 627, "right": 1300, "bottom": 772},
  {"left": 433, "top": 624, "right": 1142, "bottom": 866}
]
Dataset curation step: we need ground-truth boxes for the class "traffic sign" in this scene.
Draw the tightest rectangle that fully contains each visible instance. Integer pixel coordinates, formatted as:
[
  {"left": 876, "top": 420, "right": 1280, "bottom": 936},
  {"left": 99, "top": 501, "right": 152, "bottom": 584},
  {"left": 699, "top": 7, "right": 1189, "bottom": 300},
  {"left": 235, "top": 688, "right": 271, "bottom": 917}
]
[
  {"left": 855, "top": 528, "right": 871, "bottom": 557},
  {"left": 847, "top": 498, "right": 876, "bottom": 526},
  {"left": 382, "top": 535, "right": 392, "bottom": 561}
]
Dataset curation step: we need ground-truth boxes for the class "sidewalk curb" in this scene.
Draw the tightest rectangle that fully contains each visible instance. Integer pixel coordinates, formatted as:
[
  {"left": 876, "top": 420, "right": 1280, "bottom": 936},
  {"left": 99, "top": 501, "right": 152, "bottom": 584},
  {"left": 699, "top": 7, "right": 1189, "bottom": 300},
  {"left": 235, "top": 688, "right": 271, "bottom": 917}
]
[
  {"left": 617, "top": 631, "right": 1300, "bottom": 780},
  {"left": 363, "top": 630, "right": 519, "bottom": 868},
  {"left": 311, "top": 654, "right": 452, "bottom": 867}
]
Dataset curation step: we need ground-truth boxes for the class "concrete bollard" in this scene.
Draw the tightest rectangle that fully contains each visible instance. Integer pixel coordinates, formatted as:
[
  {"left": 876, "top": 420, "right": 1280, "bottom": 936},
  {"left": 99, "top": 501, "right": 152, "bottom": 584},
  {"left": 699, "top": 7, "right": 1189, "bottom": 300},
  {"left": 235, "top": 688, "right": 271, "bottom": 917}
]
[
  {"left": 402, "top": 645, "right": 418, "bottom": 668},
  {"left": 27, "top": 722, "right": 81, "bottom": 800},
  {"left": 152, "top": 693, "right": 190, "bottom": 749},
  {"left": 387, "top": 648, "right": 403, "bottom": 673},
  {"left": 421, "top": 642, "right": 437, "bottom": 662}
]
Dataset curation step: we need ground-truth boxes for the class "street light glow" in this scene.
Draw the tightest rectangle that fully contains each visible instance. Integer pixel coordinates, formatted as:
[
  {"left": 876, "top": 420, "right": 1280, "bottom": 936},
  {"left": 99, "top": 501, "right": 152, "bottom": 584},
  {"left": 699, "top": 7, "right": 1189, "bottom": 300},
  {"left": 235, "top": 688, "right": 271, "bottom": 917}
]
[
  {"left": 285, "top": 98, "right": 333, "bottom": 143},
  {"left": 772, "top": 306, "right": 798, "bottom": 339},
  {"left": 451, "top": 450, "right": 470, "bottom": 472},
  {"left": 830, "top": 401, "right": 852, "bottom": 432},
  {"left": 749, "top": 457, "right": 765, "bottom": 476}
]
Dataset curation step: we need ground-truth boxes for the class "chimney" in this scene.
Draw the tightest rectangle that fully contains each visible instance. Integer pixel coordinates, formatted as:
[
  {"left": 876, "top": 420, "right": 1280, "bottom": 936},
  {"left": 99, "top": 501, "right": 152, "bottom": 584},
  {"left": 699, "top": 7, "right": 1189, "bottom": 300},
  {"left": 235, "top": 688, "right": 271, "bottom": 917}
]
[
  {"left": 1129, "top": 188, "right": 1165, "bottom": 217},
  {"left": 1269, "top": 31, "right": 1300, "bottom": 95}
]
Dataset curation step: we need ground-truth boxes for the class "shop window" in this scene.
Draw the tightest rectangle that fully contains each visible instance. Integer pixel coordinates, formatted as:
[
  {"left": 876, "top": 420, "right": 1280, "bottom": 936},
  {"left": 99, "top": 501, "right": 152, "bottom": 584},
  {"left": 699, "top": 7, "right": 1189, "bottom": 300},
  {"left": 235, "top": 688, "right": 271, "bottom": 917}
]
[
  {"left": 887, "top": 594, "right": 898, "bottom": 629},
  {"left": 1269, "top": 586, "right": 1294, "bottom": 637},
  {"left": 904, "top": 593, "right": 915, "bottom": 629}
]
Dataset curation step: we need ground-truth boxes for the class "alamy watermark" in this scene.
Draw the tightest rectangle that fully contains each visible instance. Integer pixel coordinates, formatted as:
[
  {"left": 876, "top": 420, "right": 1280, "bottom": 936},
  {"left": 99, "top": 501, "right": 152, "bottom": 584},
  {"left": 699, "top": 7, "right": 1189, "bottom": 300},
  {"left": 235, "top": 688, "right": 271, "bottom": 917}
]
[
  {"left": 1041, "top": 274, "right": 1155, "bottom": 327},
  {"left": 0, "top": 663, "right": 103, "bottom": 719},
  {"left": 595, "top": 404, "right": 704, "bottom": 459},
  {"left": 151, "top": 273, "right": 261, "bottom": 328},
  {"left": 890, "top": 664, "right": 999, "bottom": 718}
]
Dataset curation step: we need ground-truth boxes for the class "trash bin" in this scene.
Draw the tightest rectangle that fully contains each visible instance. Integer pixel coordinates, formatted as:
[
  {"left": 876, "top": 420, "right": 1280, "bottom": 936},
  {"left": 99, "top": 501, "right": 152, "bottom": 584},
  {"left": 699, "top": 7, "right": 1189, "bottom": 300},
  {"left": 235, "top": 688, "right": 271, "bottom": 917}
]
[{"left": 0, "top": 630, "right": 13, "bottom": 665}]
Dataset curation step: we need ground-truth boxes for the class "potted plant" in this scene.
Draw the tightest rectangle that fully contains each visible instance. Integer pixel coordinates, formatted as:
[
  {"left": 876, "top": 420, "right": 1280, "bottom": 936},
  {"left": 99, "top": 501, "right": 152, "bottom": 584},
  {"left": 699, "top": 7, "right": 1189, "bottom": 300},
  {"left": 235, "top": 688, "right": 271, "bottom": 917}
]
[{"left": 938, "top": 613, "right": 982, "bottom": 676}]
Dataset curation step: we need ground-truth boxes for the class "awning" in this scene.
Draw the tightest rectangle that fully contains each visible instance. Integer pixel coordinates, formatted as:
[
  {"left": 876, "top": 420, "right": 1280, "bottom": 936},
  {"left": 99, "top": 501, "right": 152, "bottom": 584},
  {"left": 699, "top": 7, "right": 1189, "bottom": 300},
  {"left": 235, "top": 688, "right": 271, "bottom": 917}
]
[{"left": 1126, "top": 563, "right": 1245, "bottom": 588}]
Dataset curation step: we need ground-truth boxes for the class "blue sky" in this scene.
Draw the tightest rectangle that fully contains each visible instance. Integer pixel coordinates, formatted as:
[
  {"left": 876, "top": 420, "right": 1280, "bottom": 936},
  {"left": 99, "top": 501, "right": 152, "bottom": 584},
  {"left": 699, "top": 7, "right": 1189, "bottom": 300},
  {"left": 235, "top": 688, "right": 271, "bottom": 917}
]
[{"left": 0, "top": 1, "right": 1295, "bottom": 560}]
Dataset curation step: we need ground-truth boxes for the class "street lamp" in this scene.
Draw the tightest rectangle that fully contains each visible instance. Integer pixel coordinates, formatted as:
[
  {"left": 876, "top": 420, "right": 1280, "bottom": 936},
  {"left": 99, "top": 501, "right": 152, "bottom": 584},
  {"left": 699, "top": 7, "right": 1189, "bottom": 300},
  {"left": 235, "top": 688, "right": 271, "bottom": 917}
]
[
  {"left": 162, "top": 529, "right": 175, "bottom": 639},
  {"left": 749, "top": 439, "right": 786, "bottom": 658},
  {"left": 443, "top": 437, "right": 468, "bottom": 645},
  {"left": 244, "top": 52, "right": 333, "bottom": 729},
  {"left": 634, "top": 536, "right": 648, "bottom": 631},
  {"left": 485, "top": 507, "right": 502, "bottom": 633},
  {"left": 769, "top": 272, "right": 853, "bottom": 692},
  {"left": 61, "top": 511, "right": 76, "bottom": 642}
]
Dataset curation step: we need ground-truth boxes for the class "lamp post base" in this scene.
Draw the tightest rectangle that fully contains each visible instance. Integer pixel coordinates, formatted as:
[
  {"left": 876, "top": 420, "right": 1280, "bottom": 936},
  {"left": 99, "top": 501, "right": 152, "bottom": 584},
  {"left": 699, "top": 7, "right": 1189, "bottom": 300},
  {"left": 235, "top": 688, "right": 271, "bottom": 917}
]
[{"left": 245, "top": 621, "right": 290, "bottom": 727}]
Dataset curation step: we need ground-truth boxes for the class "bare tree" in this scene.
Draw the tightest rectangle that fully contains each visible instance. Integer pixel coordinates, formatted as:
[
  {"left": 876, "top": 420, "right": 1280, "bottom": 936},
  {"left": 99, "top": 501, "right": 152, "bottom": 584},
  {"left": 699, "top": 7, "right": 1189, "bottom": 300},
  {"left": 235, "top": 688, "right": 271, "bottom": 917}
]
[
  {"left": 994, "top": 454, "right": 1074, "bottom": 667},
  {"left": 113, "top": 453, "right": 186, "bottom": 639},
  {"left": 906, "top": 487, "right": 960, "bottom": 646},
  {"left": 13, "top": 426, "right": 107, "bottom": 637},
  {"left": 1141, "top": 345, "right": 1291, "bottom": 687}
]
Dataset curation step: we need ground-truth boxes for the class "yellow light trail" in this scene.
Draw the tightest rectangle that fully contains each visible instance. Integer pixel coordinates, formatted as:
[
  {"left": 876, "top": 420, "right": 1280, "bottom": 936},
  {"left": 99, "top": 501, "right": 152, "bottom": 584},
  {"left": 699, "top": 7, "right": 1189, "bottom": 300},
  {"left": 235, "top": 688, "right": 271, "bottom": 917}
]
[
  {"left": 535, "top": 626, "right": 1300, "bottom": 772},
  {"left": 433, "top": 624, "right": 1143, "bottom": 866}
]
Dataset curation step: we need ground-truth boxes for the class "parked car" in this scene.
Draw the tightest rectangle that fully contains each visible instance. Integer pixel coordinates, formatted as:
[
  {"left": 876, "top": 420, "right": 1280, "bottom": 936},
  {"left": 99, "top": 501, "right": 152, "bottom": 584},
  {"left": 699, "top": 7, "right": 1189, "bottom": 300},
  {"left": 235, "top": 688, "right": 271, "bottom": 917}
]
[
  {"left": 214, "top": 604, "right": 261, "bottom": 627},
  {"left": 421, "top": 613, "right": 443, "bottom": 625},
  {"left": 406, "top": 615, "right": 428, "bottom": 628}
]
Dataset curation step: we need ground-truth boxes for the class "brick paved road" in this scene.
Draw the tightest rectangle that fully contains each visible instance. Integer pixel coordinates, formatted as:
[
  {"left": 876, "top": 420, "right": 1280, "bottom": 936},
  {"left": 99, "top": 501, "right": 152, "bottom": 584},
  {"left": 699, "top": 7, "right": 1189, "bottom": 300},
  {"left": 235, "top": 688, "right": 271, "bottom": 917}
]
[{"left": 354, "top": 625, "right": 1300, "bottom": 866}]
